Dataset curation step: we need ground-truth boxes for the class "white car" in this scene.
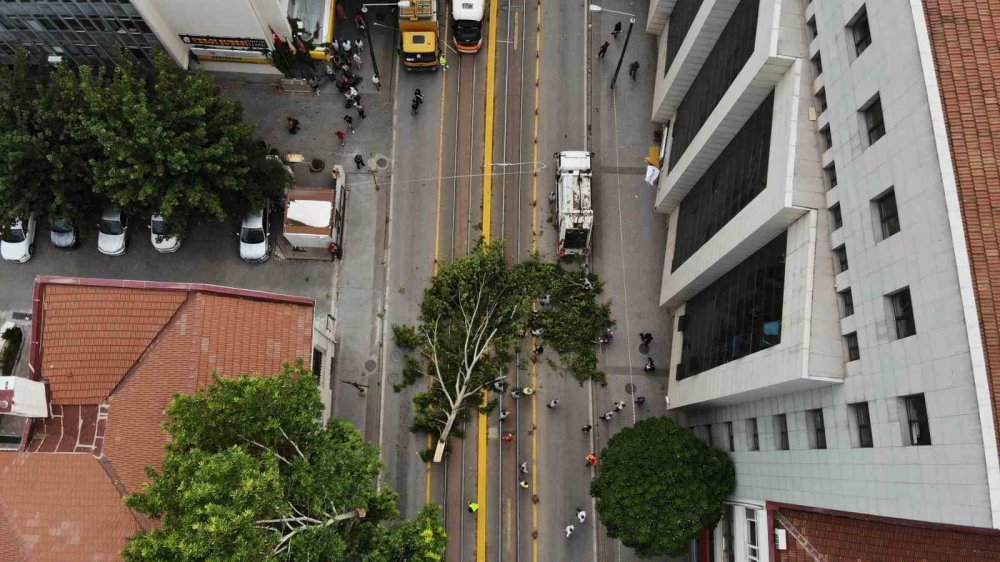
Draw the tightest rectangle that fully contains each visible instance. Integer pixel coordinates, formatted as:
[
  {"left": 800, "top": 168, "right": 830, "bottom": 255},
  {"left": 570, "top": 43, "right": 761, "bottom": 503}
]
[
  {"left": 97, "top": 208, "right": 129, "bottom": 256},
  {"left": 239, "top": 209, "right": 270, "bottom": 263},
  {"left": 1, "top": 215, "right": 37, "bottom": 263},
  {"left": 150, "top": 214, "right": 180, "bottom": 253},
  {"left": 49, "top": 217, "right": 77, "bottom": 249}
]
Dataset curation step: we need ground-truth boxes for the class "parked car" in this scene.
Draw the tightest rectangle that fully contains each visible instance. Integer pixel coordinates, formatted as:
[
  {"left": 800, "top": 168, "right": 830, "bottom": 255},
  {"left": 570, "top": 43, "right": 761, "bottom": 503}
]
[
  {"left": 1, "top": 215, "right": 37, "bottom": 263},
  {"left": 239, "top": 209, "right": 270, "bottom": 263},
  {"left": 149, "top": 214, "right": 180, "bottom": 253},
  {"left": 97, "top": 208, "right": 129, "bottom": 256},
  {"left": 48, "top": 217, "right": 78, "bottom": 249}
]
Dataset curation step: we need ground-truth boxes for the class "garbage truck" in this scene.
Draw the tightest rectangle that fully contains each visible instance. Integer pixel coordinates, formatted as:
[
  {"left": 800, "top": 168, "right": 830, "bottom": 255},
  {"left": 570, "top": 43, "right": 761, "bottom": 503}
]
[
  {"left": 554, "top": 151, "right": 594, "bottom": 257},
  {"left": 400, "top": 0, "right": 439, "bottom": 71}
]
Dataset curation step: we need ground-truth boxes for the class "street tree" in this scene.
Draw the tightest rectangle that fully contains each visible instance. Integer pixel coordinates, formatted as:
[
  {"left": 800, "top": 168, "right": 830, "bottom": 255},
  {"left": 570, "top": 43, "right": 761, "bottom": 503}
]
[
  {"left": 393, "top": 241, "right": 545, "bottom": 461},
  {"left": 590, "top": 416, "right": 736, "bottom": 557},
  {"left": 123, "top": 362, "right": 447, "bottom": 561},
  {"left": 0, "top": 50, "right": 50, "bottom": 228}
]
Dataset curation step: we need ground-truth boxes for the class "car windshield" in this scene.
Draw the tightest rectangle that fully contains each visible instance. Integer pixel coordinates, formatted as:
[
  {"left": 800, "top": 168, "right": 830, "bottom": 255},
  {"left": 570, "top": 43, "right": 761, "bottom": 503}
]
[
  {"left": 151, "top": 219, "right": 169, "bottom": 236},
  {"left": 50, "top": 218, "right": 73, "bottom": 233},
  {"left": 99, "top": 219, "right": 124, "bottom": 236},
  {"left": 2, "top": 227, "right": 25, "bottom": 243},
  {"left": 241, "top": 227, "right": 265, "bottom": 244}
]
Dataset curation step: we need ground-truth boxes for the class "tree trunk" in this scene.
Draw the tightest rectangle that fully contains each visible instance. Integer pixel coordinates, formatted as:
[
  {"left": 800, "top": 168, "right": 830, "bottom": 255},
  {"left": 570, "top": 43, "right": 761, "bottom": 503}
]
[{"left": 433, "top": 406, "right": 461, "bottom": 463}]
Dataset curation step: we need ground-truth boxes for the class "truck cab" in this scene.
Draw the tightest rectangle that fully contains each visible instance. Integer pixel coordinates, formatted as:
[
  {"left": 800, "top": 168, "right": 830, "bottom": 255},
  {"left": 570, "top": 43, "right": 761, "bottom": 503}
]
[
  {"left": 400, "top": 0, "right": 440, "bottom": 71},
  {"left": 554, "top": 151, "right": 595, "bottom": 257}
]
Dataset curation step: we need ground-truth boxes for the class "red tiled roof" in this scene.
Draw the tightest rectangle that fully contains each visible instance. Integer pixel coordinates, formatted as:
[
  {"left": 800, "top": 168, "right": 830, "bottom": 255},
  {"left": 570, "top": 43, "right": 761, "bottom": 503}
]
[
  {"left": 923, "top": 2, "right": 1000, "bottom": 463},
  {"left": 0, "top": 453, "right": 141, "bottom": 562},
  {"left": 772, "top": 503, "right": 1000, "bottom": 561}
]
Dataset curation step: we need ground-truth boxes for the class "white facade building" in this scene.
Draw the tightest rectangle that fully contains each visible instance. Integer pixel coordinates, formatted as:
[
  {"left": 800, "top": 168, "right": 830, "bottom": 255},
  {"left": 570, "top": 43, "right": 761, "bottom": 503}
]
[{"left": 647, "top": 0, "right": 1000, "bottom": 558}]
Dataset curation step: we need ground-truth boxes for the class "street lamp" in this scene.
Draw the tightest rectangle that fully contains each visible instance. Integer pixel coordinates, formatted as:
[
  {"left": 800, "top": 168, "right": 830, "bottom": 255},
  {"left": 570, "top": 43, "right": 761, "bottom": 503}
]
[
  {"left": 589, "top": 4, "right": 637, "bottom": 90},
  {"left": 359, "top": 2, "right": 411, "bottom": 91}
]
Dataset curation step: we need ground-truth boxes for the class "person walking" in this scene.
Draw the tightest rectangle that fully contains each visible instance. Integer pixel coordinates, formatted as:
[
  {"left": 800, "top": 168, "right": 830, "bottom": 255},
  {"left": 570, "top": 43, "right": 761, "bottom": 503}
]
[
  {"left": 345, "top": 86, "right": 358, "bottom": 100},
  {"left": 331, "top": 38, "right": 340, "bottom": 53},
  {"left": 644, "top": 358, "right": 656, "bottom": 372},
  {"left": 519, "top": 480, "right": 529, "bottom": 489},
  {"left": 511, "top": 388, "right": 522, "bottom": 400},
  {"left": 533, "top": 345, "right": 544, "bottom": 355},
  {"left": 585, "top": 452, "right": 599, "bottom": 467},
  {"left": 614, "top": 400, "right": 626, "bottom": 411},
  {"left": 546, "top": 399, "right": 559, "bottom": 409},
  {"left": 287, "top": 117, "right": 300, "bottom": 134},
  {"left": 634, "top": 396, "right": 646, "bottom": 406},
  {"left": 582, "top": 424, "right": 593, "bottom": 433},
  {"left": 576, "top": 509, "right": 587, "bottom": 523},
  {"left": 414, "top": 88, "right": 424, "bottom": 105},
  {"left": 352, "top": 52, "right": 362, "bottom": 68},
  {"left": 602, "top": 411, "right": 614, "bottom": 421},
  {"left": 336, "top": 130, "right": 346, "bottom": 147},
  {"left": 531, "top": 327, "right": 543, "bottom": 337},
  {"left": 502, "top": 432, "right": 514, "bottom": 443},
  {"left": 344, "top": 115, "right": 354, "bottom": 133},
  {"left": 355, "top": 12, "right": 366, "bottom": 30},
  {"left": 539, "top": 294, "right": 551, "bottom": 306},
  {"left": 641, "top": 332, "right": 654, "bottom": 345},
  {"left": 629, "top": 60, "right": 640, "bottom": 80},
  {"left": 439, "top": 53, "right": 449, "bottom": 70},
  {"left": 565, "top": 524, "right": 575, "bottom": 538},
  {"left": 468, "top": 502, "right": 479, "bottom": 514},
  {"left": 336, "top": 3, "right": 346, "bottom": 20},
  {"left": 597, "top": 41, "right": 610, "bottom": 59},
  {"left": 499, "top": 409, "right": 510, "bottom": 421},
  {"left": 343, "top": 37, "right": 353, "bottom": 55},
  {"left": 356, "top": 104, "right": 366, "bottom": 119},
  {"left": 411, "top": 98, "right": 420, "bottom": 115},
  {"left": 354, "top": 38, "right": 364, "bottom": 53},
  {"left": 520, "top": 461, "right": 528, "bottom": 473},
  {"left": 354, "top": 153, "right": 366, "bottom": 170},
  {"left": 612, "top": 21, "right": 622, "bottom": 39},
  {"left": 372, "top": 73, "right": 381, "bottom": 90}
]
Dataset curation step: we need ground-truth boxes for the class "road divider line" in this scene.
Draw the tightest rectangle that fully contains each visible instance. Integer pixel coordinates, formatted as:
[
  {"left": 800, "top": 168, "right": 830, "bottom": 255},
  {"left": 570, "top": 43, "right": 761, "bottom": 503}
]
[{"left": 530, "top": 2, "right": 543, "bottom": 561}]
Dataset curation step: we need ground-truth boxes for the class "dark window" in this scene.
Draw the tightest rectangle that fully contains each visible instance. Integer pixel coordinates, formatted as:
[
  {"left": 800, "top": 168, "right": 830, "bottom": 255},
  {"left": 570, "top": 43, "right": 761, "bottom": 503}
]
[
  {"left": 725, "top": 421, "right": 734, "bottom": 451},
  {"left": 834, "top": 245, "right": 848, "bottom": 273},
  {"left": 806, "top": 16, "right": 817, "bottom": 39},
  {"left": 816, "top": 88, "right": 828, "bottom": 112},
  {"left": 853, "top": 402, "right": 873, "bottom": 448},
  {"left": 825, "top": 163, "right": 838, "bottom": 189},
  {"left": 845, "top": 332, "right": 860, "bottom": 361},
  {"left": 311, "top": 347, "right": 323, "bottom": 377},
  {"left": 862, "top": 95, "right": 885, "bottom": 145},
  {"left": 811, "top": 52, "right": 822, "bottom": 75},
  {"left": 890, "top": 288, "right": 916, "bottom": 339},
  {"left": 875, "top": 189, "right": 900, "bottom": 239},
  {"left": 850, "top": 6, "right": 872, "bottom": 56},
  {"left": 819, "top": 125, "right": 832, "bottom": 149},
  {"left": 704, "top": 424, "right": 714, "bottom": 447},
  {"left": 665, "top": 0, "right": 705, "bottom": 76},
  {"left": 830, "top": 203, "right": 843, "bottom": 229},
  {"left": 672, "top": 92, "right": 774, "bottom": 270},
  {"left": 904, "top": 394, "right": 931, "bottom": 446},
  {"left": 809, "top": 409, "right": 827, "bottom": 449},
  {"left": 746, "top": 418, "right": 759, "bottom": 450},
  {"left": 839, "top": 288, "right": 854, "bottom": 317},
  {"left": 775, "top": 414, "right": 789, "bottom": 450},
  {"left": 722, "top": 504, "right": 736, "bottom": 562},
  {"left": 678, "top": 233, "right": 786, "bottom": 379},
  {"left": 669, "top": 0, "right": 761, "bottom": 167}
]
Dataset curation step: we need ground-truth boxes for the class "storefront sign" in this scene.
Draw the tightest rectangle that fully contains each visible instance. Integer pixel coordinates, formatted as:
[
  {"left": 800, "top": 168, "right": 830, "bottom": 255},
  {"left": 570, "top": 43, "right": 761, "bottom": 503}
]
[
  {"left": 180, "top": 34, "right": 269, "bottom": 50},
  {"left": 190, "top": 47, "right": 271, "bottom": 64}
]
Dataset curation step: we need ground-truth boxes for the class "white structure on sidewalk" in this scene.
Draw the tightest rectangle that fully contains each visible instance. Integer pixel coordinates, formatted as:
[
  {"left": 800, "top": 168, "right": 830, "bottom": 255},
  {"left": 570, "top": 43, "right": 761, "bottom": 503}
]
[{"left": 646, "top": 0, "right": 1000, "bottom": 557}]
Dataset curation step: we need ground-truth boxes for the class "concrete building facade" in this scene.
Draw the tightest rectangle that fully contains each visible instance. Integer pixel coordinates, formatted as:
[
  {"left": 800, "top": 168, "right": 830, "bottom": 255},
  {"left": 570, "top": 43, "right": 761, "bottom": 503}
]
[{"left": 647, "top": 0, "right": 1000, "bottom": 559}]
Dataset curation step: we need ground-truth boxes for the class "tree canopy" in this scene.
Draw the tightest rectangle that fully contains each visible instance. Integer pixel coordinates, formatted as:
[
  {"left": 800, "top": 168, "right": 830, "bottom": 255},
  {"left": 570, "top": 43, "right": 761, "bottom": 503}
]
[
  {"left": 123, "top": 362, "right": 446, "bottom": 562},
  {"left": 589, "top": 416, "right": 736, "bottom": 557}
]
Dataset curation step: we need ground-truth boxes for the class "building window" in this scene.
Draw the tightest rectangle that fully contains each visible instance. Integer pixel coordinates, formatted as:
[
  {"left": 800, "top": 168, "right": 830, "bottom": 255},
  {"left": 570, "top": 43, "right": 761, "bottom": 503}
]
[
  {"left": 806, "top": 16, "right": 817, "bottom": 40},
  {"left": 819, "top": 124, "right": 832, "bottom": 149},
  {"left": 725, "top": 421, "right": 734, "bottom": 452},
  {"left": 746, "top": 418, "right": 759, "bottom": 450},
  {"left": 834, "top": 245, "right": 848, "bottom": 273},
  {"left": 808, "top": 408, "right": 827, "bottom": 449},
  {"left": 678, "top": 233, "right": 786, "bottom": 379},
  {"left": 862, "top": 95, "right": 885, "bottom": 146},
  {"left": 816, "top": 88, "right": 828, "bottom": 112},
  {"left": 665, "top": 0, "right": 705, "bottom": 75},
  {"left": 825, "top": 163, "right": 838, "bottom": 189},
  {"left": 721, "top": 504, "right": 736, "bottom": 562},
  {"left": 904, "top": 394, "right": 931, "bottom": 446},
  {"left": 774, "top": 414, "right": 789, "bottom": 450},
  {"left": 811, "top": 52, "right": 823, "bottom": 75},
  {"left": 844, "top": 332, "right": 860, "bottom": 361},
  {"left": 850, "top": 6, "right": 872, "bottom": 57},
  {"left": 830, "top": 203, "right": 843, "bottom": 230},
  {"left": 874, "top": 188, "right": 900, "bottom": 239},
  {"left": 704, "top": 424, "right": 714, "bottom": 447},
  {"left": 745, "top": 507, "right": 760, "bottom": 561},
  {"left": 311, "top": 347, "right": 324, "bottom": 377},
  {"left": 889, "top": 287, "right": 916, "bottom": 339},
  {"left": 839, "top": 288, "right": 854, "bottom": 317},
  {"left": 852, "top": 402, "right": 873, "bottom": 448}
]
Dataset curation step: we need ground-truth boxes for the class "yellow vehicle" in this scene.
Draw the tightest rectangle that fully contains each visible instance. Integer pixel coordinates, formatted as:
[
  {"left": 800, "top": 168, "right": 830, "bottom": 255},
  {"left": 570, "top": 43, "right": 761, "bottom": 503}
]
[{"left": 400, "top": 0, "right": 439, "bottom": 71}]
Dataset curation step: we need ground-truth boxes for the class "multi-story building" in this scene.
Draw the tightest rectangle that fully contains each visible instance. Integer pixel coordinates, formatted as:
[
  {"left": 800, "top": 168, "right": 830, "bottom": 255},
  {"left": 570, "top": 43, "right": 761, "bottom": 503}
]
[
  {"left": 0, "top": 0, "right": 313, "bottom": 74},
  {"left": 647, "top": 0, "right": 1000, "bottom": 559}
]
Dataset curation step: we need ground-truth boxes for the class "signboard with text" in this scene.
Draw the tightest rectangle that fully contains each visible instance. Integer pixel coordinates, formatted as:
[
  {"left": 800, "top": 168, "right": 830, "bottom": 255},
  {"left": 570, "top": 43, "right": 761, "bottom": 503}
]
[{"left": 179, "top": 34, "right": 268, "bottom": 51}]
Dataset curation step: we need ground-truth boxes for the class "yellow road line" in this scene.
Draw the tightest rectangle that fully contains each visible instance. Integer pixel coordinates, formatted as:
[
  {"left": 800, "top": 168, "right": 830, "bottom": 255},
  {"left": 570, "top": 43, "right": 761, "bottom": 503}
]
[
  {"left": 529, "top": 1, "right": 543, "bottom": 561},
  {"left": 478, "top": 0, "right": 502, "bottom": 558},
  {"left": 427, "top": 0, "right": 452, "bottom": 507}
]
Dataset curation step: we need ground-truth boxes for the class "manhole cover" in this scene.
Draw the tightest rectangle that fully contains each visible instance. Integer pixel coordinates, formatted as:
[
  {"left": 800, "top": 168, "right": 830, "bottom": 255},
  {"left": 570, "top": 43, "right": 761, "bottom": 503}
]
[
  {"left": 375, "top": 156, "right": 389, "bottom": 167},
  {"left": 625, "top": 383, "right": 636, "bottom": 395},
  {"left": 638, "top": 343, "right": 649, "bottom": 354},
  {"left": 365, "top": 359, "right": 377, "bottom": 372}
]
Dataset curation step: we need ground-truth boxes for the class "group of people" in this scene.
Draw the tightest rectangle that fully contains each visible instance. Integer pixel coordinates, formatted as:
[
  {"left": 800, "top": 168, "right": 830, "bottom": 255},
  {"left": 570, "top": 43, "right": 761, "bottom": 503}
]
[{"left": 595, "top": 21, "right": 642, "bottom": 81}]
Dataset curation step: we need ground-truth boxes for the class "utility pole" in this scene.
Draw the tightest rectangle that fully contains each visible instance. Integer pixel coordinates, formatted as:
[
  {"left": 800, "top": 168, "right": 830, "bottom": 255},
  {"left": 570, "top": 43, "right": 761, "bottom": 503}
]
[{"left": 610, "top": 17, "right": 636, "bottom": 90}]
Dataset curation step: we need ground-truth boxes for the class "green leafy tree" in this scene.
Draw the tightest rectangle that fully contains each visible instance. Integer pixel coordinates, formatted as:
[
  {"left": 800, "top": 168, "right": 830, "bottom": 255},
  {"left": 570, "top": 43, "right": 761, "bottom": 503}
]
[
  {"left": 0, "top": 50, "right": 50, "bottom": 227},
  {"left": 123, "top": 363, "right": 446, "bottom": 561},
  {"left": 590, "top": 416, "right": 736, "bottom": 557}
]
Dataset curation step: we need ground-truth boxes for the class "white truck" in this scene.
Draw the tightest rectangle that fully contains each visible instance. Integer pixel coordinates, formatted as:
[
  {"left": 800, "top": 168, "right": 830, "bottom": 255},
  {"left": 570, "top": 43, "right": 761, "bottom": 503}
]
[{"left": 554, "top": 151, "right": 594, "bottom": 257}]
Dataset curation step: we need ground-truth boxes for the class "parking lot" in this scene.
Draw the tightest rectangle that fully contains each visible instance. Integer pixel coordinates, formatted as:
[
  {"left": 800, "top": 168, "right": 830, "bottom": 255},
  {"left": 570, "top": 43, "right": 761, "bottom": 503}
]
[{"left": 0, "top": 218, "right": 336, "bottom": 316}]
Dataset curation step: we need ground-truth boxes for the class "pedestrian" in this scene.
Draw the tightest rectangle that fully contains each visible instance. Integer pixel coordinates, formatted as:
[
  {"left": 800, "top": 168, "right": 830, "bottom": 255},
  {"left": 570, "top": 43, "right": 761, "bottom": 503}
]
[
  {"left": 357, "top": 105, "right": 367, "bottom": 119},
  {"left": 336, "top": 3, "right": 346, "bottom": 20},
  {"left": 343, "top": 37, "right": 353, "bottom": 54},
  {"left": 353, "top": 52, "right": 362, "bottom": 68},
  {"left": 354, "top": 153, "right": 366, "bottom": 170},
  {"left": 336, "top": 130, "right": 346, "bottom": 147},
  {"left": 468, "top": 501, "right": 479, "bottom": 514},
  {"left": 355, "top": 38, "right": 364, "bottom": 53},
  {"left": 411, "top": 98, "right": 420, "bottom": 115},
  {"left": 520, "top": 461, "right": 528, "bottom": 473},
  {"left": 644, "top": 358, "right": 656, "bottom": 372},
  {"left": 355, "top": 12, "right": 366, "bottom": 30},
  {"left": 585, "top": 452, "right": 598, "bottom": 467},
  {"left": 287, "top": 116, "right": 300, "bottom": 134},
  {"left": 533, "top": 345, "right": 544, "bottom": 355},
  {"left": 352, "top": 93, "right": 362, "bottom": 105},
  {"left": 582, "top": 424, "right": 593, "bottom": 433},
  {"left": 439, "top": 53, "right": 448, "bottom": 70},
  {"left": 511, "top": 389, "right": 522, "bottom": 400},
  {"left": 331, "top": 38, "right": 340, "bottom": 53},
  {"left": 546, "top": 399, "right": 559, "bottom": 409},
  {"left": 597, "top": 41, "right": 610, "bottom": 59},
  {"left": 372, "top": 73, "right": 381, "bottom": 90},
  {"left": 519, "top": 480, "right": 529, "bottom": 489},
  {"left": 641, "top": 332, "right": 653, "bottom": 345},
  {"left": 629, "top": 60, "right": 640, "bottom": 80},
  {"left": 602, "top": 411, "right": 614, "bottom": 421},
  {"left": 576, "top": 509, "right": 587, "bottom": 523},
  {"left": 539, "top": 294, "right": 551, "bottom": 306},
  {"left": 344, "top": 115, "right": 354, "bottom": 133},
  {"left": 614, "top": 400, "right": 626, "bottom": 411},
  {"left": 565, "top": 524, "right": 575, "bottom": 538},
  {"left": 502, "top": 432, "right": 514, "bottom": 443},
  {"left": 634, "top": 396, "right": 646, "bottom": 406},
  {"left": 345, "top": 86, "right": 358, "bottom": 100},
  {"left": 531, "top": 328, "right": 543, "bottom": 337},
  {"left": 612, "top": 21, "right": 622, "bottom": 39},
  {"left": 521, "top": 387, "right": 534, "bottom": 396},
  {"left": 499, "top": 409, "right": 510, "bottom": 421},
  {"left": 414, "top": 88, "right": 424, "bottom": 105}
]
